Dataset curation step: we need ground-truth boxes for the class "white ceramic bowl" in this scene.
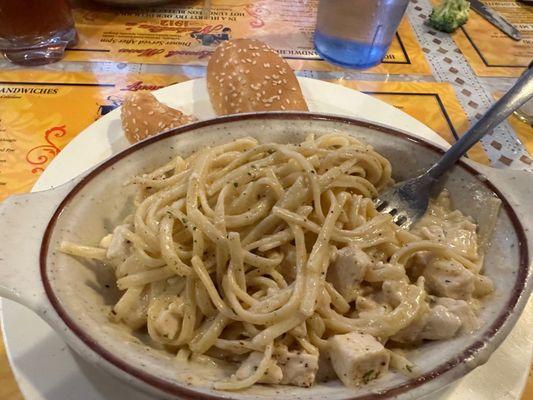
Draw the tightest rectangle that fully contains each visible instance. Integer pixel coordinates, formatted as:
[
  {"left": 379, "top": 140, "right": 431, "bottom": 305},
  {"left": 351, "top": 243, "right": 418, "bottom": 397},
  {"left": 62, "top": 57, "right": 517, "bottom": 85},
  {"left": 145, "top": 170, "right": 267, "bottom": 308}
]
[{"left": 0, "top": 113, "right": 532, "bottom": 400}]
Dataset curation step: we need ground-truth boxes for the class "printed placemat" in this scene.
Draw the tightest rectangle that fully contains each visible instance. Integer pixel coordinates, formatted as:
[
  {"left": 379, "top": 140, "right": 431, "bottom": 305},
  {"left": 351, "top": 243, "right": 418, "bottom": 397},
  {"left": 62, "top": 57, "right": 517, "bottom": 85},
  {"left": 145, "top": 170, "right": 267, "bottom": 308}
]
[
  {"left": 333, "top": 79, "right": 489, "bottom": 164},
  {"left": 447, "top": 0, "right": 531, "bottom": 77},
  {"left": 65, "top": 0, "right": 431, "bottom": 75},
  {"left": 1, "top": 71, "right": 481, "bottom": 200}
]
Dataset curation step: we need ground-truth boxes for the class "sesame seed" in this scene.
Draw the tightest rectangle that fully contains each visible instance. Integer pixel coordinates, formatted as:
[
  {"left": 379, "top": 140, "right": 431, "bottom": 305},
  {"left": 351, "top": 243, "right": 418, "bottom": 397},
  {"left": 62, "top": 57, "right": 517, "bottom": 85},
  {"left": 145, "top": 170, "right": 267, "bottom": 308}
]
[
  {"left": 148, "top": 111, "right": 154, "bottom": 115},
  {"left": 263, "top": 63, "right": 270, "bottom": 68}
]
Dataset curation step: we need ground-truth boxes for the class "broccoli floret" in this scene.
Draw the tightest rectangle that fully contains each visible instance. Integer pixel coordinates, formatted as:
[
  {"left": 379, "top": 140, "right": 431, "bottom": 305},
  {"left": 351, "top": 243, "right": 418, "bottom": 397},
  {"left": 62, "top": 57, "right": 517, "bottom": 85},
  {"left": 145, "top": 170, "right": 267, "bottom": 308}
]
[{"left": 429, "top": 0, "right": 470, "bottom": 33}]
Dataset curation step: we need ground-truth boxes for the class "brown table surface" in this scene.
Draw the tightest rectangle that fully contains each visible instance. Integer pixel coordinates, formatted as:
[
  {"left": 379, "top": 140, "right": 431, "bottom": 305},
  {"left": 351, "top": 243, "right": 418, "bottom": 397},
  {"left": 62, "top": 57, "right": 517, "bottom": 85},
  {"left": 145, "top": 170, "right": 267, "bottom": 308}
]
[{"left": 1, "top": 320, "right": 532, "bottom": 400}]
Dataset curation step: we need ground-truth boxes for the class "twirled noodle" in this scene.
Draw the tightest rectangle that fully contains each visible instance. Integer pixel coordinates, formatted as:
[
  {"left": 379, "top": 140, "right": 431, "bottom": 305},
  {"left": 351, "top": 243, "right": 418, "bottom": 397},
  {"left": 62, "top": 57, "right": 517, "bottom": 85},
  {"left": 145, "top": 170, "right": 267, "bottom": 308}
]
[{"left": 60, "top": 133, "right": 497, "bottom": 390}]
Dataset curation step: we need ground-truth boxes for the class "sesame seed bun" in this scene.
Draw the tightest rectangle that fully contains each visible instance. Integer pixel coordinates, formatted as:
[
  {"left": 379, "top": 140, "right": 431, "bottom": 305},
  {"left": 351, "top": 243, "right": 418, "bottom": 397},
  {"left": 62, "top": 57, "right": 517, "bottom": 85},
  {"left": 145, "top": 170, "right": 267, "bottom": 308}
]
[
  {"left": 121, "top": 92, "right": 195, "bottom": 144},
  {"left": 207, "top": 39, "right": 308, "bottom": 115}
]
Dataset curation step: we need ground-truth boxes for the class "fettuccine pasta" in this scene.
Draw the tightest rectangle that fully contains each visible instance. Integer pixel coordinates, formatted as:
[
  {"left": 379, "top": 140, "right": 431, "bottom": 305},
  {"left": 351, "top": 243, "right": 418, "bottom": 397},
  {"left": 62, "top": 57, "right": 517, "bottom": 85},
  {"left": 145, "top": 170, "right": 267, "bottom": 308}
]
[{"left": 61, "top": 133, "right": 497, "bottom": 389}]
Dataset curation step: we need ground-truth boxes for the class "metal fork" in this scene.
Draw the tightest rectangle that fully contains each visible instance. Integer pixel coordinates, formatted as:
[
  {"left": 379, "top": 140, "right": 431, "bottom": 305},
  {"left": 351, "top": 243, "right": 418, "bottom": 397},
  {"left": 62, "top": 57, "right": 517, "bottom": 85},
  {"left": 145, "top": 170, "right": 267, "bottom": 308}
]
[{"left": 376, "top": 67, "right": 533, "bottom": 229}]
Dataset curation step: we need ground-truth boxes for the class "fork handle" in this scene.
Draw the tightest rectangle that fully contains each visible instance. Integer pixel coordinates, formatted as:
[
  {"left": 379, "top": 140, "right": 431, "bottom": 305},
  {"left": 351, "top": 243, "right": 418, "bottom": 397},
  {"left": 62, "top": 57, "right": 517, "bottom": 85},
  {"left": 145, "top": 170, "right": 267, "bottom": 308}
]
[{"left": 426, "top": 66, "right": 533, "bottom": 179}]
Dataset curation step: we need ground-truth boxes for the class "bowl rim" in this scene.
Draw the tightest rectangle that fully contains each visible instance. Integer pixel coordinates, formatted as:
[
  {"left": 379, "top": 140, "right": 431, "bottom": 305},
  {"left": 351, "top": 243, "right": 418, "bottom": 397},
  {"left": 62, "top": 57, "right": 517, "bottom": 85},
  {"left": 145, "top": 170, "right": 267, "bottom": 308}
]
[{"left": 39, "top": 112, "right": 530, "bottom": 400}]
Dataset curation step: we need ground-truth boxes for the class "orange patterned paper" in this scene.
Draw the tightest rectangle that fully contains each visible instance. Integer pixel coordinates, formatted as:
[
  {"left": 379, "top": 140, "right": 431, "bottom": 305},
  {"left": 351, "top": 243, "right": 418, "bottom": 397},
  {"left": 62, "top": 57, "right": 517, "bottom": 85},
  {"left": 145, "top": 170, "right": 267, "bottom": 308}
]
[
  {"left": 1, "top": 71, "right": 476, "bottom": 201},
  {"left": 332, "top": 80, "right": 490, "bottom": 165},
  {"left": 65, "top": 0, "right": 430, "bottom": 75},
  {"left": 447, "top": 0, "right": 532, "bottom": 77},
  {"left": 0, "top": 71, "right": 188, "bottom": 200}
]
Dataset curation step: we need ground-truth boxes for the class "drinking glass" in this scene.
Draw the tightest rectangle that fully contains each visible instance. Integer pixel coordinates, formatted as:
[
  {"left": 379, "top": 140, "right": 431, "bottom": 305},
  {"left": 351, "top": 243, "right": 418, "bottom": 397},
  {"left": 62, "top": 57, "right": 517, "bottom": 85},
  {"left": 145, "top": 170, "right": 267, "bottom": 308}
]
[
  {"left": 0, "top": 0, "right": 77, "bottom": 66},
  {"left": 314, "top": 0, "right": 410, "bottom": 69}
]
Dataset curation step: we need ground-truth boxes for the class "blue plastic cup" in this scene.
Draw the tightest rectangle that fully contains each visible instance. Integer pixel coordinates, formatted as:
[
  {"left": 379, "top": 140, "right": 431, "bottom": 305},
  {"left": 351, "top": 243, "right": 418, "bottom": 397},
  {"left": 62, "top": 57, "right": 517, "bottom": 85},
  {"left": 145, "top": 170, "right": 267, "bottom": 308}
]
[{"left": 314, "top": 0, "right": 410, "bottom": 69}]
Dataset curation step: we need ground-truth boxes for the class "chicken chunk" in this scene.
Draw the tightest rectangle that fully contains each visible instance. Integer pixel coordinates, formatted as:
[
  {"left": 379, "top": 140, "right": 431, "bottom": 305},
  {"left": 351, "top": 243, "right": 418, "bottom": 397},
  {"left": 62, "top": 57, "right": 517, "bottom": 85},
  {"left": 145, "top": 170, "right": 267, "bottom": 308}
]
[
  {"left": 235, "top": 351, "right": 283, "bottom": 384},
  {"left": 423, "top": 259, "right": 476, "bottom": 300},
  {"left": 392, "top": 297, "right": 476, "bottom": 343},
  {"left": 328, "top": 332, "right": 390, "bottom": 387},
  {"left": 106, "top": 224, "right": 132, "bottom": 264},
  {"left": 152, "top": 302, "right": 183, "bottom": 340},
  {"left": 436, "top": 297, "right": 480, "bottom": 333},
  {"left": 276, "top": 348, "right": 319, "bottom": 387},
  {"left": 327, "top": 246, "right": 372, "bottom": 301},
  {"left": 420, "top": 304, "right": 462, "bottom": 340}
]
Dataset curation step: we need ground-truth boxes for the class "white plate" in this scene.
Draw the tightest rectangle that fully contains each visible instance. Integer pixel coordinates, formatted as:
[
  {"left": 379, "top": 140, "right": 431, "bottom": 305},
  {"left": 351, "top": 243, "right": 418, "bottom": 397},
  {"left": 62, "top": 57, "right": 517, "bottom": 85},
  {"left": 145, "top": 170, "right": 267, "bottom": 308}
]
[{"left": 1, "top": 77, "right": 531, "bottom": 400}]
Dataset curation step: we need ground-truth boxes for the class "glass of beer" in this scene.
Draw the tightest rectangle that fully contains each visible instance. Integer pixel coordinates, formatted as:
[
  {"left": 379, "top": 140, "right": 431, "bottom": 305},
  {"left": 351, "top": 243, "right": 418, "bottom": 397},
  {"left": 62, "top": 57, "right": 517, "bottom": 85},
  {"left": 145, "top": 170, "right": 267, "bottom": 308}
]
[{"left": 0, "top": 0, "right": 78, "bottom": 66}]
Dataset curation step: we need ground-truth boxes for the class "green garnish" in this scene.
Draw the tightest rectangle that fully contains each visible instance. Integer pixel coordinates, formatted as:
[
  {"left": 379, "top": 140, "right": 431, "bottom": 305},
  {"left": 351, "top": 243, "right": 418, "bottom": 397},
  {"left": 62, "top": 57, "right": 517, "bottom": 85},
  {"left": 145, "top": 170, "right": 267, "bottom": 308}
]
[{"left": 362, "top": 369, "right": 375, "bottom": 384}]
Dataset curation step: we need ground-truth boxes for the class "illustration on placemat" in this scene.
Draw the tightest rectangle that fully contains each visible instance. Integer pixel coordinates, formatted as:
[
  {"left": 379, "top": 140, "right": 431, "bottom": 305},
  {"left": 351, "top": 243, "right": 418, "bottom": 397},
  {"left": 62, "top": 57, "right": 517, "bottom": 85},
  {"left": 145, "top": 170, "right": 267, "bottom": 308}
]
[
  {"left": 96, "top": 95, "right": 122, "bottom": 119},
  {"left": 190, "top": 26, "right": 232, "bottom": 46}
]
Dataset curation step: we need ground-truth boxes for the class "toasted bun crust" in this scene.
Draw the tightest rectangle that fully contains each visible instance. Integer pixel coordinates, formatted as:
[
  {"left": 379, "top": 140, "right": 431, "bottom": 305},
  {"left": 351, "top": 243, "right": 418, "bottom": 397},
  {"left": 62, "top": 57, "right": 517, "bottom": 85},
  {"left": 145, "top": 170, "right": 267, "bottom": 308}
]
[
  {"left": 121, "top": 92, "right": 195, "bottom": 143},
  {"left": 207, "top": 39, "right": 308, "bottom": 115}
]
